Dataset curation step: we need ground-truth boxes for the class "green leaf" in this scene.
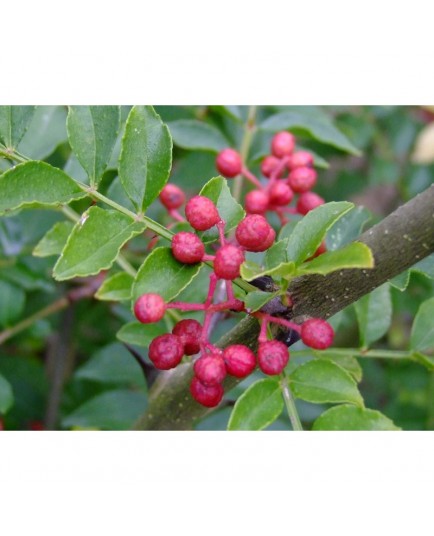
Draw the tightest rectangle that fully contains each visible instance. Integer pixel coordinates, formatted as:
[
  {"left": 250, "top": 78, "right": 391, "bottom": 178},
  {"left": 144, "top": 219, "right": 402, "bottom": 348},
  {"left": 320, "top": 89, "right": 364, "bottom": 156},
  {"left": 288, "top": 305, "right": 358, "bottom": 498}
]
[
  {"left": 0, "top": 279, "right": 26, "bottom": 328},
  {"left": 412, "top": 253, "right": 434, "bottom": 280},
  {"left": 33, "top": 221, "right": 74, "bottom": 257},
  {"left": 132, "top": 247, "right": 201, "bottom": 303},
  {"left": 260, "top": 106, "right": 361, "bottom": 155},
  {"left": 168, "top": 120, "right": 229, "bottom": 152},
  {"left": 198, "top": 176, "right": 245, "bottom": 241},
  {"left": 95, "top": 272, "right": 134, "bottom": 301},
  {"left": 67, "top": 106, "right": 120, "bottom": 186},
  {"left": 290, "top": 360, "right": 363, "bottom": 407},
  {"left": 74, "top": 343, "right": 146, "bottom": 387},
  {"left": 286, "top": 201, "right": 353, "bottom": 264},
  {"left": 410, "top": 297, "right": 434, "bottom": 351},
  {"left": 18, "top": 106, "right": 68, "bottom": 160},
  {"left": 239, "top": 260, "right": 263, "bottom": 281},
  {"left": 245, "top": 290, "right": 280, "bottom": 313},
  {"left": 0, "top": 373, "right": 14, "bottom": 414},
  {"left": 278, "top": 218, "right": 301, "bottom": 241},
  {"left": 264, "top": 239, "right": 288, "bottom": 269},
  {"left": 240, "top": 259, "right": 295, "bottom": 282},
  {"left": 0, "top": 161, "right": 86, "bottom": 215},
  {"left": 313, "top": 351, "right": 363, "bottom": 382},
  {"left": 228, "top": 378, "right": 283, "bottom": 431},
  {"left": 117, "top": 322, "right": 167, "bottom": 348},
  {"left": 119, "top": 105, "right": 172, "bottom": 213},
  {"left": 62, "top": 390, "right": 147, "bottom": 431},
  {"left": 354, "top": 283, "right": 392, "bottom": 348},
  {"left": 389, "top": 270, "right": 410, "bottom": 291},
  {"left": 411, "top": 351, "right": 434, "bottom": 371},
  {"left": 0, "top": 356, "right": 49, "bottom": 427},
  {"left": 297, "top": 242, "right": 374, "bottom": 276},
  {"left": 326, "top": 206, "right": 371, "bottom": 250},
  {"left": 53, "top": 206, "right": 146, "bottom": 281},
  {"left": 312, "top": 404, "right": 400, "bottom": 431},
  {"left": 0, "top": 106, "right": 35, "bottom": 148}
]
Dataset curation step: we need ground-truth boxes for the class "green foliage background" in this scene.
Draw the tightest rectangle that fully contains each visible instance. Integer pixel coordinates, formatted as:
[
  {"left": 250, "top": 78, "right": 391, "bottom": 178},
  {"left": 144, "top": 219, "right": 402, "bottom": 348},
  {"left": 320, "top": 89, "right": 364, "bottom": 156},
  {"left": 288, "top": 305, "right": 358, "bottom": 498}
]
[{"left": 0, "top": 105, "right": 433, "bottom": 430}]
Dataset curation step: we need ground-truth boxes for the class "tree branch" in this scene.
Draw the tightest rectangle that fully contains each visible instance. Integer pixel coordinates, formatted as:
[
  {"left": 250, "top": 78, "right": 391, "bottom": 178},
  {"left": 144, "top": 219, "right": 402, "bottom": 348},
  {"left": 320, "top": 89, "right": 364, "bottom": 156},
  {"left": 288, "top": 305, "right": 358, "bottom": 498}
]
[{"left": 134, "top": 185, "right": 434, "bottom": 430}]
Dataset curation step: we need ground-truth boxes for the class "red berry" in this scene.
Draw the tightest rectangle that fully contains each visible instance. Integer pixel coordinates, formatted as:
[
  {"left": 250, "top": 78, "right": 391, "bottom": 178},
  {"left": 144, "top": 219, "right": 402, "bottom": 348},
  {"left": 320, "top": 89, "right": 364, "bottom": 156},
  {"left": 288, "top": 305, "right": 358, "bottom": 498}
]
[
  {"left": 288, "top": 151, "right": 314, "bottom": 170},
  {"left": 271, "top": 131, "right": 295, "bottom": 158},
  {"left": 216, "top": 148, "right": 242, "bottom": 178},
  {"left": 149, "top": 334, "right": 184, "bottom": 370},
  {"left": 288, "top": 167, "right": 317, "bottom": 193},
  {"left": 235, "top": 214, "right": 276, "bottom": 252},
  {"left": 223, "top": 344, "right": 256, "bottom": 378},
  {"left": 311, "top": 241, "right": 327, "bottom": 259},
  {"left": 172, "top": 231, "right": 205, "bottom": 264},
  {"left": 245, "top": 190, "right": 269, "bottom": 214},
  {"left": 296, "top": 191, "right": 325, "bottom": 215},
  {"left": 257, "top": 340, "right": 289, "bottom": 375},
  {"left": 134, "top": 293, "right": 166, "bottom": 324},
  {"left": 229, "top": 299, "right": 245, "bottom": 312},
  {"left": 268, "top": 182, "right": 294, "bottom": 206},
  {"left": 159, "top": 184, "right": 185, "bottom": 210},
  {"left": 29, "top": 421, "right": 44, "bottom": 431},
  {"left": 301, "top": 318, "right": 334, "bottom": 350},
  {"left": 193, "top": 353, "right": 226, "bottom": 386},
  {"left": 190, "top": 376, "right": 224, "bottom": 407},
  {"left": 185, "top": 196, "right": 220, "bottom": 231},
  {"left": 172, "top": 319, "right": 202, "bottom": 355},
  {"left": 261, "top": 155, "right": 283, "bottom": 178},
  {"left": 213, "top": 244, "right": 245, "bottom": 280}
]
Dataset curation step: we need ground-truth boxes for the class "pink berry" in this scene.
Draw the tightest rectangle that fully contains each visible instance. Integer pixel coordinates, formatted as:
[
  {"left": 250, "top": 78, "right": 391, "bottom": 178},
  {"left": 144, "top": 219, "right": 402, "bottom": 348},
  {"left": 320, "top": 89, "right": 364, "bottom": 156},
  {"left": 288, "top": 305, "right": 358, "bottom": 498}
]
[
  {"left": 29, "top": 421, "right": 44, "bottom": 431},
  {"left": 309, "top": 241, "right": 327, "bottom": 259},
  {"left": 185, "top": 196, "right": 220, "bottom": 231},
  {"left": 257, "top": 340, "right": 289, "bottom": 375},
  {"left": 261, "top": 155, "right": 283, "bottom": 178},
  {"left": 193, "top": 353, "right": 226, "bottom": 386},
  {"left": 296, "top": 191, "right": 325, "bottom": 215},
  {"left": 229, "top": 299, "right": 245, "bottom": 312},
  {"left": 301, "top": 318, "right": 334, "bottom": 350},
  {"left": 172, "top": 232, "right": 205, "bottom": 264},
  {"left": 159, "top": 184, "right": 186, "bottom": 210},
  {"left": 172, "top": 319, "right": 202, "bottom": 355},
  {"left": 235, "top": 214, "right": 276, "bottom": 252},
  {"left": 213, "top": 244, "right": 245, "bottom": 280},
  {"left": 271, "top": 131, "right": 295, "bottom": 158},
  {"left": 245, "top": 190, "right": 269, "bottom": 214},
  {"left": 134, "top": 293, "right": 166, "bottom": 324},
  {"left": 288, "top": 151, "right": 314, "bottom": 170},
  {"left": 268, "top": 182, "right": 294, "bottom": 206},
  {"left": 216, "top": 148, "right": 242, "bottom": 178},
  {"left": 190, "top": 376, "right": 224, "bottom": 407},
  {"left": 148, "top": 334, "right": 184, "bottom": 370},
  {"left": 288, "top": 167, "right": 317, "bottom": 193},
  {"left": 223, "top": 344, "right": 256, "bottom": 378}
]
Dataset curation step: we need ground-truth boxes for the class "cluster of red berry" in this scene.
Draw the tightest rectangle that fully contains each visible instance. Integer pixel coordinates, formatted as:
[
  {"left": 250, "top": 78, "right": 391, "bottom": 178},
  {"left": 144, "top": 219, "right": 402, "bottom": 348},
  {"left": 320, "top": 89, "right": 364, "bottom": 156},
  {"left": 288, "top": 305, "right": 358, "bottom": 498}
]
[
  {"left": 134, "top": 136, "right": 335, "bottom": 407},
  {"left": 216, "top": 131, "right": 325, "bottom": 224}
]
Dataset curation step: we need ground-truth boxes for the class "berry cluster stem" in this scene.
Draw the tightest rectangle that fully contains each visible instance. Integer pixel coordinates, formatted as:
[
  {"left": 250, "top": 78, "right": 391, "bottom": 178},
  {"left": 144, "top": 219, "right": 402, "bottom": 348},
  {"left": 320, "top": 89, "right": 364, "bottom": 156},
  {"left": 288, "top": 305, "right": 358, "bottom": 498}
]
[{"left": 253, "top": 312, "right": 301, "bottom": 335}]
